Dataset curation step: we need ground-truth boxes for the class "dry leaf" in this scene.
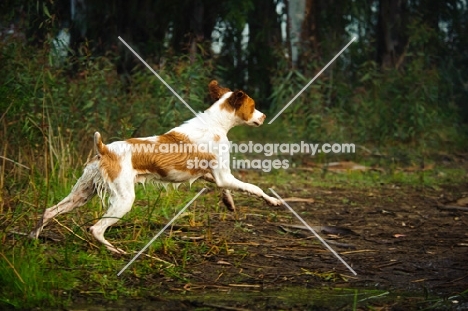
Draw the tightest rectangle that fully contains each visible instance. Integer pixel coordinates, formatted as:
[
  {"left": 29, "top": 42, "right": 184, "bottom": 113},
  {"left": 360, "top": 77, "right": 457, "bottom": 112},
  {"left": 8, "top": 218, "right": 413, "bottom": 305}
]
[
  {"left": 283, "top": 197, "right": 315, "bottom": 203},
  {"left": 456, "top": 197, "right": 468, "bottom": 206},
  {"left": 216, "top": 260, "right": 232, "bottom": 266},
  {"left": 326, "top": 161, "right": 370, "bottom": 172}
]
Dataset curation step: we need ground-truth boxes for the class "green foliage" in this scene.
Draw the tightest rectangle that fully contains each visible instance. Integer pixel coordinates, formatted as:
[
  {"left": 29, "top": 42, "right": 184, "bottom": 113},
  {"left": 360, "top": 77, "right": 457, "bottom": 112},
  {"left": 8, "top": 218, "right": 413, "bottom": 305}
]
[
  {"left": 0, "top": 243, "right": 73, "bottom": 308},
  {"left": 129, "top": 54, "right": 214, "bottom": 137},
  {"left": 267, "top": 21, "right": 466, "bottom": 154},
  {"left": 0, "top": 174, "right": 208, "bottom": 308},
  {"left": 0, "top": 38, "right": 215, "bottom": 192},
  {"left": 1, "top": 2, "right": 467, "bottom": 309}
]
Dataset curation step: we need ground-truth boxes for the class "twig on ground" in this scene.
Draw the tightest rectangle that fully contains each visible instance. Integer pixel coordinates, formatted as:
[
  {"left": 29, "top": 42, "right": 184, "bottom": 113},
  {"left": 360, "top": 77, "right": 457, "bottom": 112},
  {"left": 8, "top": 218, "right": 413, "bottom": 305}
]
[
  {"left": 0, "top": 252, "right": 24, "bottom": 284},
  {"left": 131, "top": 251, "right": 174, "bottom": 267},
  {"left": 53, "top": 218, "right": 98, "bottom": 249},
  {"left": 437, "top": 205, "right": 468, "bottom": 212}
]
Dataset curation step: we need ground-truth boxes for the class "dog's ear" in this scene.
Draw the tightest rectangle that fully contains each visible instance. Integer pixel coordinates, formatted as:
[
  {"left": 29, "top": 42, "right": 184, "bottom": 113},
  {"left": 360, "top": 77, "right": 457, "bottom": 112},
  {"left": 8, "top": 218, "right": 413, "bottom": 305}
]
[
  {"left": 209, "top": 80, "right": 231, "bottom": 101},
  {"left": 227, "top": 90, "right": 245, "bottom": 109}
]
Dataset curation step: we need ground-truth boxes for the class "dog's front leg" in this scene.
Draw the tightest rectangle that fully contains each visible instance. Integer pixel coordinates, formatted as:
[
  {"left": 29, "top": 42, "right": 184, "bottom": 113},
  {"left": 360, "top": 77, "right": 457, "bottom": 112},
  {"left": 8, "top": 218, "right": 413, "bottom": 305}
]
[
  {"left": 211, "top": 170, "right": 281, "bottom": 206},
  {"left": 203, "top": 173, "right": 235, "bottom": 211}
]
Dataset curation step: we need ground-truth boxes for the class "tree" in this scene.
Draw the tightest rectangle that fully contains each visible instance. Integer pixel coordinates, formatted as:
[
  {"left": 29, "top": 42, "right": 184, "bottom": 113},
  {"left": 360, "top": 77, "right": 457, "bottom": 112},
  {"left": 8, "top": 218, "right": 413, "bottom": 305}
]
[
  {"left": 376, "top": 0, "right": 409, "bottom": 68},
  {"left": 246, "top": 0, "right": 283, "bottom": 109}
]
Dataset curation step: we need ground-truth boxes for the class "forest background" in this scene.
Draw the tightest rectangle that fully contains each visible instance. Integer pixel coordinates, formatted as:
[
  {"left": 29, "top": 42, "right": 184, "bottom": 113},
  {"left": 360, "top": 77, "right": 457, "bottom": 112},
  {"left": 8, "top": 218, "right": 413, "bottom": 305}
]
[
  {"left": 1, "top": 1, "right": 468, "bottom": 308},
  {"left": 1, "top": 0, "right": 467, "bottom": 203}
]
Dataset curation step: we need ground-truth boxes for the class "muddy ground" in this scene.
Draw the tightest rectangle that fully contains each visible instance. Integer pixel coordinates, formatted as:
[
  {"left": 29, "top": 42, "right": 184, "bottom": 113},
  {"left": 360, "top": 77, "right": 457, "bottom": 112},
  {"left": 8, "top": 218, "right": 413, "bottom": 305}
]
[{"left": 68, "top": 170, "right": 468, "bottom": 310}]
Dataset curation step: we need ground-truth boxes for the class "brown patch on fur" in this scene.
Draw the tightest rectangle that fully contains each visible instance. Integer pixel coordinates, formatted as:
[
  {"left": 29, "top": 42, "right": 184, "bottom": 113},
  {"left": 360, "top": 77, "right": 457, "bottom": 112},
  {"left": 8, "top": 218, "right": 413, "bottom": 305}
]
[
  {"left": 100, "top": 154, "right": 121, "bottom": 181},
  {"left": 94, "top": 132, "right": 122, "bottom": 181},
  {"left": 213, "top": 134, "right": 220, "bottom": 142},
  {"left": 219, "top": 90, "right": 242, "bottom": 112},
  {"left": 219, "top": 100, "right": 235, "bottom": 113},
  {"left": 234, "top": 95, "right": 255, "bottom": 122},
  {"left": 126, "top": 138, "right": 167, "bottom": 177},
  {"left": 209, "top": 80, "right": 231, "bottom": 102},
  {"left": 220, "top": 90, "right": 256, "bottom": 121},
  {"left": 127, "top": 132, "right": 216, "bottom": 179}
]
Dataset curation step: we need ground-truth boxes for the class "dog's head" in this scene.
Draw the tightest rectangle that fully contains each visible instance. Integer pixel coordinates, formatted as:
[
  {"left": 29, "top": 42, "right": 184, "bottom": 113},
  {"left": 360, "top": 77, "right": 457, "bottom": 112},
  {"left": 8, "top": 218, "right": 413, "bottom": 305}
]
[{"left": 208, "top": 80, "right": 266, "bottom": 127}]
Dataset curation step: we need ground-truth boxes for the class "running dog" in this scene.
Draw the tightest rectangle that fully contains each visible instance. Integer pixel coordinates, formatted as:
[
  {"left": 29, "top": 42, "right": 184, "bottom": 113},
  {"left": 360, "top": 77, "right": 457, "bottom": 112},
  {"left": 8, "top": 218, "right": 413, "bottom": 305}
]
[{"left": 31, "top": 80, "right": 281, "bottom": 253}]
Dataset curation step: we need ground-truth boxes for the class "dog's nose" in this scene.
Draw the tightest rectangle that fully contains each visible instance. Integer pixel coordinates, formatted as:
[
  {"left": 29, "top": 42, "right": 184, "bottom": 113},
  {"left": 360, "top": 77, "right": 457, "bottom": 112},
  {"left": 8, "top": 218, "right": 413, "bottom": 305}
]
[{"left": 260, "top": 114, "right": 266, "bottom": 122}]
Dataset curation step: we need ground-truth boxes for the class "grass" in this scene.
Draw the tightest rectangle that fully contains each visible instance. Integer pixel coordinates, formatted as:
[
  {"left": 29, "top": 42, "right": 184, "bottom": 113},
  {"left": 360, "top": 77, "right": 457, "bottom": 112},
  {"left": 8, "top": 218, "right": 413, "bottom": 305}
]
[
  {"left": 1, "top": 105, "right": 466, "bottom": 308},
  {"left": 0, "top": 177, "right": 209, "bottom": 308},
  {"left": 1, "top": 41, "right": 467, "bottom": 309},
  {"left": 1, "top": 161, "right": 466, "bottom": 308},
  {"left": 0, "top": 244, "right": 62, "bottom": 308}
]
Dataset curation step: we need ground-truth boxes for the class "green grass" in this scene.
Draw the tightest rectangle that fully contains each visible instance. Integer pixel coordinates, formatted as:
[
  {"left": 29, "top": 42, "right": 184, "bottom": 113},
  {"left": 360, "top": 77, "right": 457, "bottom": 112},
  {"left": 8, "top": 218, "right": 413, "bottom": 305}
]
[
  {"left": 0, "top": 177, "right": 213, "bottom": 308},
  {"left": 0, "top": 42, "right": 466, "bottom": 309},
  {"left": 1, "top": 142, "right": 467, "bottom": 309},
  {"left": 0, "top": 242, "right": 73, "bottom": 308},
  {"left": 1, "top": 163, "right": 467, "bottom": 308}
]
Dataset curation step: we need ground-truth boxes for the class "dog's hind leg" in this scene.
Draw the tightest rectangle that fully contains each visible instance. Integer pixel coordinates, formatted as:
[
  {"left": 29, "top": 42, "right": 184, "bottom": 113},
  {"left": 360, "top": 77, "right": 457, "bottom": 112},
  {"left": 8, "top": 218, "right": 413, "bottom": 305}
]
[
  {"left": 89, "top": 177, "right": 135, "bottom": 254},
  {"left": 30, "top": 160, "right": 99, "bottom": 239}
]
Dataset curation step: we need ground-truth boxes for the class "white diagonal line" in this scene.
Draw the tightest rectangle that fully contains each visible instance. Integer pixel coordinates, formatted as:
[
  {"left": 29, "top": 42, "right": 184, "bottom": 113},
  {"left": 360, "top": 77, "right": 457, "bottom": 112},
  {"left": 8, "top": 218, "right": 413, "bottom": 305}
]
[
  {"left": 269, "top": 188, "right": 357, "bottom": 275},
  {"left": 117, "top": 188, "right": 206, "bottom": 276},
  {"left": 268, "top": 37, "right": 357, "bottom": 124},
  {"left": 118, "top": 36, "right": 206, "bottom": 124}
]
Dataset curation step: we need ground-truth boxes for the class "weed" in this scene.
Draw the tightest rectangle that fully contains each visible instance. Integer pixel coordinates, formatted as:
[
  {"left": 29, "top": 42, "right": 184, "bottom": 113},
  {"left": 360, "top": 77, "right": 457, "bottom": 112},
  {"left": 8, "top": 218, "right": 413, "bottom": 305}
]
[{"left": 0, "top": 243, "right": 73, "bottom": 308}]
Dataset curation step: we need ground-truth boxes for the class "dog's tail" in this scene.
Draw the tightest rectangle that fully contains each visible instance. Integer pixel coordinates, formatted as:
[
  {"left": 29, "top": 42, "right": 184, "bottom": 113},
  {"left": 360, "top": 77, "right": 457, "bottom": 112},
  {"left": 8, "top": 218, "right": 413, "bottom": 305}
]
[{"left": 94, "top": 132, "right": 108, "bottom": 156}]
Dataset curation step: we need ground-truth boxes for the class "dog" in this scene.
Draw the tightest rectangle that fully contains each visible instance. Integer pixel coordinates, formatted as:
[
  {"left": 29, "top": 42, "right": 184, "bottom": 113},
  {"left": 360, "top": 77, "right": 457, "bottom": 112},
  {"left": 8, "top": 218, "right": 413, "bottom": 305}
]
[{"left": 30, "top": 80, "right": 282, "bottom": 254}]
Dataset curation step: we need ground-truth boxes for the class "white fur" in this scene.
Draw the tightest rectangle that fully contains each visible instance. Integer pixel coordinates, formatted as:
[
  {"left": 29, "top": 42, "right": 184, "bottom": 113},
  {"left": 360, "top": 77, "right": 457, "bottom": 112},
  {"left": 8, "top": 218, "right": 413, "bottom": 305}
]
[{"left": 31, "top": 87, "right": 281, "bottom": 254}]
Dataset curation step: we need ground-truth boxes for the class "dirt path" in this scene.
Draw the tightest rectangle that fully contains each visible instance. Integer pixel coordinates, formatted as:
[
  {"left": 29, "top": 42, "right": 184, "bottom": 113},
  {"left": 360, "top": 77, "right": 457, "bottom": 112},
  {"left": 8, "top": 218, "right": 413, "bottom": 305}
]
[
  {"left": 23, "top": 171, "right": 468, "bottom": 310},
  {"left": 125, "top": 179, "right": 468, "bottom": 309}
]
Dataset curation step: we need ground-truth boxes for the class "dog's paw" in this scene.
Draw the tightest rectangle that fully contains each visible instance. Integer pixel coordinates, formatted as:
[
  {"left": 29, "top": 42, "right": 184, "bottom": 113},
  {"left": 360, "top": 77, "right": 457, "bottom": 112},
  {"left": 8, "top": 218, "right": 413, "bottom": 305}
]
[
  {"left": 29, "top": 231, "right": 39, "bottom": 239},
  {"left": 106, "top": 245, "right": 127, "bottom": 255},
  {"left": 222, "top": 189, "right": 236, "bottom": 212},
  {"left": 266, "top": 197, "right": 282, "bottom": 206}
]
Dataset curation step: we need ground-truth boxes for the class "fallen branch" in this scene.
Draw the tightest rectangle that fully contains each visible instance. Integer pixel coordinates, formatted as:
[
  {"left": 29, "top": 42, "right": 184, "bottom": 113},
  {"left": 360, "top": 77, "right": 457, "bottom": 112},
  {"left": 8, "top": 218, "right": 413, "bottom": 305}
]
[
  {"left": 437, "top": 205, "right": 468, "bottom": 212},
  {"left": 53, "top": 218, "right": 99, "bottom": 249},
  {"left": 202, "top": 303, "right": 250, "bottom": 311},
  {"left": 131, "top": 251, "right": 174, "bottom": 267}
]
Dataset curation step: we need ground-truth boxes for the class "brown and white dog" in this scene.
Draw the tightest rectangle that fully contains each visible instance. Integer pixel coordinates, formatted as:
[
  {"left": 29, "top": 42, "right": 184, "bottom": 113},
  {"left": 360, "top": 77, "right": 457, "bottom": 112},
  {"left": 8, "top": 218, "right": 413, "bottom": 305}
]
[{"left": 31, "top": 80, "right": 281, "bottom": 254}]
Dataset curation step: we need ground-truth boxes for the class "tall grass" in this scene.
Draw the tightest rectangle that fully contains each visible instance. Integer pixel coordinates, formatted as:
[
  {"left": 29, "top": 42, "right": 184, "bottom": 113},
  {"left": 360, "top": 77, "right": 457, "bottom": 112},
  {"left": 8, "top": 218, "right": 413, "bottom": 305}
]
[
  {"left": 0, "top": 35, "right": 216, "bottom": 208},
  {"left": 0, "top": 28, "right": 467, "bottom": 308},
  {"left": 0, "top": 242, "right": 75, "bottom": 308},
  {"left": 0, "top": 37, "right": 219, "bottom": 308}
]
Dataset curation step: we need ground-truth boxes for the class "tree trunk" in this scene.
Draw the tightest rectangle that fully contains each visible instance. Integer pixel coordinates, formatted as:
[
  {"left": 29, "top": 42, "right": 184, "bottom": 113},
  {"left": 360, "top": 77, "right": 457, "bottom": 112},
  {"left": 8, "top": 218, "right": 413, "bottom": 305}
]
[
  {"left": 189, "top": 0, "right": 204, "bottom": 62},
  {"left": 246, "top": 0, "right": 283, "bottom": 109},
  {"left": 301, "top": 0, "right": 320, "bottom": 57},
  {"left": 376, "top": 0, "right": 408, "bottom": 68},
  {"left": 287, "top": 0, "right": 306, "bottom": 68}
]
